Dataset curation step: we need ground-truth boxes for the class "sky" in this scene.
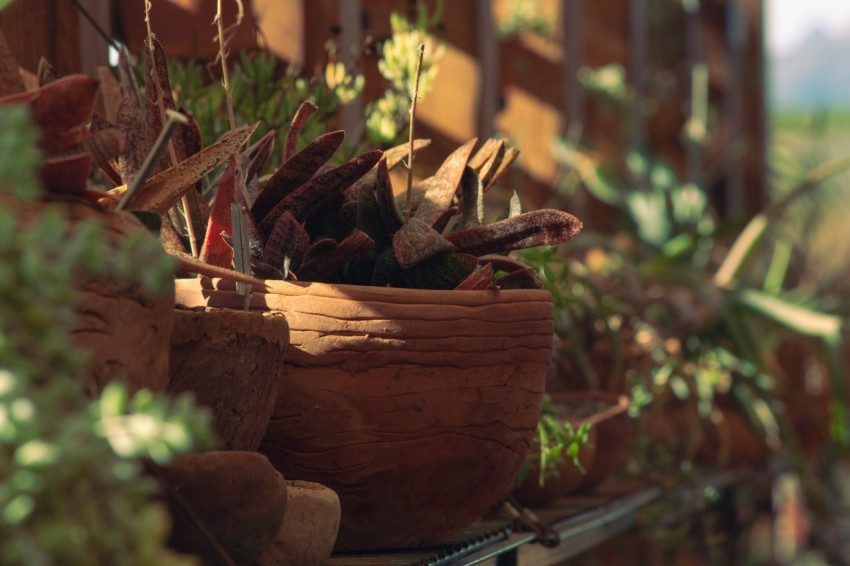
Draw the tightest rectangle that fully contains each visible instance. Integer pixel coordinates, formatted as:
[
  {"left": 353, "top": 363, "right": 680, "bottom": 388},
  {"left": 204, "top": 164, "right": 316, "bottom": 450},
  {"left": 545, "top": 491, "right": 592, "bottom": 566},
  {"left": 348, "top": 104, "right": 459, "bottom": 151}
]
[{"left": 768, "top": 0, "right": 850, "bottom": 55}]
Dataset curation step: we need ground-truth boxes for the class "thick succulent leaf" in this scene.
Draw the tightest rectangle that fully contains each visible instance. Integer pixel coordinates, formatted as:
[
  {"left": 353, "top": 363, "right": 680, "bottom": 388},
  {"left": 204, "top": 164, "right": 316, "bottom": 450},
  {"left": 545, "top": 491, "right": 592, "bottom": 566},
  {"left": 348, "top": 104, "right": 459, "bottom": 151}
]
[
  {"left": 89, "top": 111, "right": 115, "bottom": 133},
  {"left": 117, "top": 46, "right": 143, "bottom": 110},
  {"left": 263, "top": 210, "right": 310, "bottom": 275},
  {"left": 458, "top": 166, "right": 484, "bottom": 228},
  {"left": 252, "top": 130, "right": 344, "bottom": 222},
  {"left": 97, "top": 66, "right": 122, "bottom": 125},
  {"left": 392, "top": 216, "right": 455, "bottom": 268},
  {"left": 301, "top": 238, "right": 338, "bottom": 265},
  {"left": 478, "top": 254, "right": 533, "bottom": 274},
  {"left": 345, "top": 138, "right": 430, "bottom": 202},
  {"left": 105, "top": 123, "right": 257, "bottom": 213},
  {"left": 37, "top": 57, "right": 58, "bottom": 86},
  {"left": 412, "top": 137, "right": 477, "bottom": 226},
  {"left": 159, "top": 214, "right": 189, "bottom": 255},
  {"left": 116, "top": 94, "right": 149, "bottom": 184},
  {"left": 497, "top": 267, "right": 543, "bottom": 290},
  {"left": 454, "top": 263, "right": 497, "bottom": 290},
  {"left": 468, "top": 138, "right": 499, "bottom": 172},
  {"left": 357, "top": 177, "right": 390, "bottom": 249},
  {"left": 446, "top": 209, "right": 583, "bottom": 256},
  {"left": 297, "top": 230, "right": 375, "bottom": 282},
  {"left": 373, "top": 158, "right": 403, "bottom": 235},
  {"left": 0, "top": 30, "right": 24, "bottom": 96},
  {"left": 258, "top": 149, "right": 383, "bottom": 234},
  {"left": 282, "top": 101, "right": 318, "bottom": 163},
  {"left": 242, "top": 129, "right": 276, "bottom": 200},
  {"left": 486, "top": 147, "right": 520, "bottom": 192},
  {"left": 57, "top": 129, "right": 125, "bottom": 169},
  {"left": 39, "top": 153, "right": 92, "bottom": 197},
  {"left": 199, "top": 157, "right": 238, "bottom": 268},
  {"left": 477, "top": 139, "right": 505, "bottom": 192},
  {"left": 0, "top": 74, "right": 99, "bottom": 153},
  {"left": 144, "top": 37, "right": 178, "bottom": 171},
  {"left": 403, "top": 253, "right": 478, "bottom": 290}
]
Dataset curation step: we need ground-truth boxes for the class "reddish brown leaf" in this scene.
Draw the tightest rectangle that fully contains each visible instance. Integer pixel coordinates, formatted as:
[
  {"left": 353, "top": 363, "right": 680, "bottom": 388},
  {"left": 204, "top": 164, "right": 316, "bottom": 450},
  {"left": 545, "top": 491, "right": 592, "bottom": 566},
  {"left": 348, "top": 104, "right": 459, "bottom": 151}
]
[
  {"left": 282, "top": 101, "right": 317, "bottom": 163},
  {"left": 39, "top": 153, "right": 92, "bottom": 197},
  {"left": 117, "top": 46, "right": 142, "bottom": 110},
  {"left": 252, "top": 130, "right": 344, "bottom": 222},
  {"left": 344, "top": 139, "right": 431, "bottom": 203},
  {"left": 262, "top": 210, "right": 310, "bottom": 275},
  {"left": 0, "top": 30, "right": 24, "bottom": 96},
  {"left": 97, "top": 66, "right": 122, "bottom": 125},
  {"left": 30, "top": 75, "right": 99, "bottom": 141},
  {"left": 392, "top": 217, "right": 455, "bottom": 269},
  {"left": 242, "top": 129, "right": 276, "bottom": 204},
  {"left": 160, "top": 214, "right": 189, "bottom": 256},
  {"left": 301, "top": 238, "right": 337, "bottom": 265},
  {"left": 297, "top": 230, "right": 374, "bottom": 282},
  {"left": 477, "top": 139, "right": 505, "bottom": 193},
  {"left": 446, "top": 209, "right": 583, "bottom": 256},
  {"left": 468, "top": 138, "right": 499, "bottom": 171},
  {"left": 199, "top": 157, "right": 238, "bottom": 268},
  {"left": 144, "top": 36, "right": 181, "bottom": 172},
  {"left": 37, "top": 57, "right": 57, "bottom": 86},
  {"left": 372, "top": 158, "right": 403, "bottom": 234},
  {"left": 116, "top": 94, "right": 149, "bottom": 184},
  {"left": 497, "top": 267, "right": 543, "bottom": 290},
  {"left": 89, "top": 111, "right": 115, "bottom": 133},
  {"left": 105, "top": 123, "right": 257, "bottom": 213},
  {"left": 258, "top": 149, "right": 383, "bottom": 234},
  {"left": 412, "top": 137, "right": 477, "bottom": 226},
  {"left": 486, "top": 147, "right": 520, "bottom": 192},
  {"left": 57, "top": 129, "right": 125, "bottom": 169},
  {"left": 477, "top": 254, "right": 533, "bottom": 274},
  {"left": 458, "top": 166, "right": 484, "bottom": 228},
  {"left": 453, "top": 263, "right": 497, "bottom": 290}
]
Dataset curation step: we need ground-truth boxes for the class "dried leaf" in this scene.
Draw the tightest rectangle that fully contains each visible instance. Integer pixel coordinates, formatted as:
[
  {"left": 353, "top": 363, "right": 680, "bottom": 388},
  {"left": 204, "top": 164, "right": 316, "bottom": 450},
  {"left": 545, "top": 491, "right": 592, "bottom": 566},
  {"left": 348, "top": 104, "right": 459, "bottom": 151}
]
[
  {"left": 454, "top": 263, "right": 497, "bottom": 290},
  {"left": 297, "top": 230, "right": 374, "bottom": 282},
  {"left": 105, "top": 123, "right": 257, "bottom": 213},
  {"left": 144, "top": 37, "right": 182, "bottom": 172},
  {"left": 263, "top": 210, "right": 309, "bottom": 274},
  {"left": 392, "top": 216, "right": 455, "bottom": 268},
  {"left": 252, "top": 129, "right": 344, "bottom": 222},
  {"left": 0, "top": 30, "right": 24, "bottom": 96},
  {"left": 478, "top": 254, "right": 532, "bottom": 273},
  {"left": 468, "top": 138, "right": 499, "bottom": 171},
  {"left": 446, "top": 209, "right": 583, "bottom": 256},
  {"left": 282, "top": 101, "right": 318, "bottom": 163},
  {"left": 258, "top": 149, "right": 383, "bottom": 233},
  {"left": 412, "top": 137, "right": 477, "bottom": 226},
  {"left": 117, "top": 46, "right": 143, "bottom": 110},
  {"left": 199, "top": 157, "right": 238, "bottom": 268},
  {"left": 89, "top": 111, "right": 116, "bottom": 133},
  {"left": 243, "top": 129, "right": 276, "bottom": 203},
  {"left": 345, "top": 138, "right": 430, "bottom": 202}
]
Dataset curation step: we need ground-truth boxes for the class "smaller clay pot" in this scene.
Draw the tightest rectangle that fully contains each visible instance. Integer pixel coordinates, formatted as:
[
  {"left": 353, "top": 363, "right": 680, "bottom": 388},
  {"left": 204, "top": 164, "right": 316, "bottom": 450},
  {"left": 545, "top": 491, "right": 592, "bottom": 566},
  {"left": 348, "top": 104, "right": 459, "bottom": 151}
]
[
  {"left": 513, "top": 391, "right": 632, "bottom": 506},
  {"left": 255, "top": 480, "right": 341, "bottom": 566},
  {"left": 168, "top": 308, "right": 289, "bottom": 451},
  {"left": 159, "top": 451, "right": 287, "bottom": 566}
]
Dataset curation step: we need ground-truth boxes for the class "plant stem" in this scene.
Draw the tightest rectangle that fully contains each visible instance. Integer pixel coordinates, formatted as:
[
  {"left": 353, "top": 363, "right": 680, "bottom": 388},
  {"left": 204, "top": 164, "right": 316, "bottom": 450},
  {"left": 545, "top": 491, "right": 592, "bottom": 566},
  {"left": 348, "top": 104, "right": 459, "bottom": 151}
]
[
  {"left": 404, "top": 43, "right": 426, "bottom": 222},
  {"left": 215, "top": 0, "right": 251, "bottom": 207}
]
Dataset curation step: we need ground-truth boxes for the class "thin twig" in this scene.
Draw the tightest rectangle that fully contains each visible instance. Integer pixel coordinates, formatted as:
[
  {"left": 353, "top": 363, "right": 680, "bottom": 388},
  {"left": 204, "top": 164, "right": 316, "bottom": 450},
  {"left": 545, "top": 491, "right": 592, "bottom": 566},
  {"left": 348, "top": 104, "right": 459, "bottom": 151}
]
[
  {"left": 144, "top": 1, "right": 200, "bottom": 257},
  {"left": 215, "top": 0, "right": 252, "bottom": 208},
  {"left": 404, "top": 43, "right": 426, "bottom": 222}
]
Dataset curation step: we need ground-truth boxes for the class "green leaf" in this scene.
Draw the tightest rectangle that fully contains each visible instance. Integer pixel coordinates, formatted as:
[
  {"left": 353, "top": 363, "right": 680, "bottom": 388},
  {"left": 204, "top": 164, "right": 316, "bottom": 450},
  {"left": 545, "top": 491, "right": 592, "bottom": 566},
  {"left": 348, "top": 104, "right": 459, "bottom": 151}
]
[{"left": 736, "top": 289, "right": 842, "bottom": 340}]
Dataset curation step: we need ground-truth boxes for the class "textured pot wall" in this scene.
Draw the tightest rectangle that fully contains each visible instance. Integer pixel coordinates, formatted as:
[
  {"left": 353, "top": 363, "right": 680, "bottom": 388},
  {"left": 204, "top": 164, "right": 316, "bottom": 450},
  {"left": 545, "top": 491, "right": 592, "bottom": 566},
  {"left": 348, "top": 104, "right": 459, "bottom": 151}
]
[
  {"left": 169, "top": 308, "right": 289, "bottom": 451},
  {"left": 175, "top": 277, "right": 553, "bottom": 551},
  {"left": 12, "top": 197, "right": 173, "bottom": 395}
]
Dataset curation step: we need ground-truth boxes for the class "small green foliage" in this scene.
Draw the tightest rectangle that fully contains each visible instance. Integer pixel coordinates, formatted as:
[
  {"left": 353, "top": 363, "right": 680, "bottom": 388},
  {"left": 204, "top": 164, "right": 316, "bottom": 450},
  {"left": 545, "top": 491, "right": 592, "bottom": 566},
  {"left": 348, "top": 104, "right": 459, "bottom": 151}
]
[
  {"left": 517, "top": 395, "right": 593, "bottom": 487},
  {"left": 0, "top": 105, "right": 212, "bottom": 564},
  {"left": 366, "top": 2, "right": 446, "bottom": 146}
]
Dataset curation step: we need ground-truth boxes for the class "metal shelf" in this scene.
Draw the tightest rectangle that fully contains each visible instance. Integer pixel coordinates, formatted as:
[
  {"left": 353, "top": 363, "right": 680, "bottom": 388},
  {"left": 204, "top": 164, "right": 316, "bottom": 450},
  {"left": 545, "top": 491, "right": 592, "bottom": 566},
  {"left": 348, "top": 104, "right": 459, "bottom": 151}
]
[{"left": 328, "top": 470, "right": 750, "bottom": 566}]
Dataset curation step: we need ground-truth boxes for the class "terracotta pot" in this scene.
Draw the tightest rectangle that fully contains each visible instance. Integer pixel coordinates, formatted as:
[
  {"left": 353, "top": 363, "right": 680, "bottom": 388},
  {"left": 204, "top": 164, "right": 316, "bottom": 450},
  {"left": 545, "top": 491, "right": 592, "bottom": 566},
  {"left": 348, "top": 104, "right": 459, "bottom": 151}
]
[
  {"left": 255, "top": 480, "right": 341, "bottom": 566},
  {"left": 168, "top": 308, "right": 289, "bottom": 451},
  {"left": 160, "top": 450, "right": 287, "bottom": 566},
  {"left": 9, "top": 196, "right": 173, "bottom": 395},
  {"left": 175, "top": 277, "right": 553, "bottom": 551},
  {"left": 512, "top": 391, "right": 631, "bottom": 505}
]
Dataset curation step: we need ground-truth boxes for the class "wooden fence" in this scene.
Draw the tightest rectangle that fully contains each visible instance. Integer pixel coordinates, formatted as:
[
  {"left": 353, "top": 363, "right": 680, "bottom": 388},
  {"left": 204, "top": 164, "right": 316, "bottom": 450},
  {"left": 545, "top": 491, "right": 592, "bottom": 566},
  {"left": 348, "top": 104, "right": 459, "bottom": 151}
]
[{"left": 0, "top": 0, "right": 766, "bottom": 226}]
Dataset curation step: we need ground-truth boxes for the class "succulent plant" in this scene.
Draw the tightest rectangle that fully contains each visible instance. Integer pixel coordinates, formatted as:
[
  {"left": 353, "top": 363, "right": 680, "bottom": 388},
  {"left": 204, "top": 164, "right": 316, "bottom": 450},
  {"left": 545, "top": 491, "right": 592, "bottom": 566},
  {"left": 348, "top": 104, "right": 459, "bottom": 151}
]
[{"left": 192, "top": 102, "right": 584, "bottom": 291}]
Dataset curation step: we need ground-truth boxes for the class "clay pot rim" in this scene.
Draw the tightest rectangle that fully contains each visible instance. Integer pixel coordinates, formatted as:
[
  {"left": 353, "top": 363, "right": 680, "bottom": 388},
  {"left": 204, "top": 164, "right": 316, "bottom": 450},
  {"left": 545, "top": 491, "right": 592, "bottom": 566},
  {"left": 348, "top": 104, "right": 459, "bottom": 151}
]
[
  {"left": 546, "top": 391, "right": 630, "bottom": 426},
  {"left": 180, "top": 276, "right": 552, "bottom": 306}
]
